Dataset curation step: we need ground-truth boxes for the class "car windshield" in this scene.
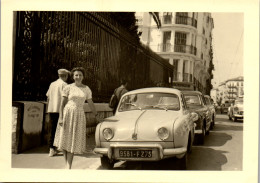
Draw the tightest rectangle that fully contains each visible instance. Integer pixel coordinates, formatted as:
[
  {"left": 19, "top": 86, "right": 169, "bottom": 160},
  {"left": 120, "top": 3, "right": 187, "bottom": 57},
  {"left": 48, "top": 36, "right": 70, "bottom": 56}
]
[
  {"left": 235, "top": 99, "right": 243, "bottom": 105},
  {"left": 118, "top": 92, "right": 180, "bottom": 112},
  {"left": 184, "top": 94, "right": 202, "bottom": 106}
]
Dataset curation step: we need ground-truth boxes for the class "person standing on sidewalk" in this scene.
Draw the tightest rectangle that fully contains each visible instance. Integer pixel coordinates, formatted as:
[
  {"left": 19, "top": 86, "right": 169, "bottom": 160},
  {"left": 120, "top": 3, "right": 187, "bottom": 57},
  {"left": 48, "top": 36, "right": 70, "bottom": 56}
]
[
  {"left": 112, "top": 79, "right": 128, "bottom": 114},
  {"left": 46, "top": 68, "right": 70, "bottom": 157},
  {"left": 54, "top": 67, "right": 99, "bottom": 169}
]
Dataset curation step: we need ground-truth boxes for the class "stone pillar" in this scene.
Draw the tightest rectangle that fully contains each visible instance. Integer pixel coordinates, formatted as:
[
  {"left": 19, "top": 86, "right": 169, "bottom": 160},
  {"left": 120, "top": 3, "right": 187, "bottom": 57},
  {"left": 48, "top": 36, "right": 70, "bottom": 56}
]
[{"left": 178, "top": 59, "right": 184, "bottom": 81}]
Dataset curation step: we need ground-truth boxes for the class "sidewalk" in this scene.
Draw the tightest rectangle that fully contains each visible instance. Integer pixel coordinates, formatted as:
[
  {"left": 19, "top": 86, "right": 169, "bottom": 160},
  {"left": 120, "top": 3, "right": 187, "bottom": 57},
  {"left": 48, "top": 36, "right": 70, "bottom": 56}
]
[{"left": 12, "top": 134, "right": 102, "bottom": 169}]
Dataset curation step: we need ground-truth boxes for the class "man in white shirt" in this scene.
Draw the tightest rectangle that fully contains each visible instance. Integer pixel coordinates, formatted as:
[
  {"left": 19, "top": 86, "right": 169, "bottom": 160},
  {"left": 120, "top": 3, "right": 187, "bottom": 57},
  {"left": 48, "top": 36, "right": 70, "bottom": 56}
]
[{"left": 46, "top": 68, "right": 70, "bottom": 157}]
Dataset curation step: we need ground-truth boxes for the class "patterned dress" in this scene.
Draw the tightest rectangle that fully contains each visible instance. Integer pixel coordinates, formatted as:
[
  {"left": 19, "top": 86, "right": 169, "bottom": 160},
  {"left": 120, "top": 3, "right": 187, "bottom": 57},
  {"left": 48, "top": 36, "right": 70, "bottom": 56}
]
[{"left": 54, "top": 83, "right": 92, "bottom": 154}]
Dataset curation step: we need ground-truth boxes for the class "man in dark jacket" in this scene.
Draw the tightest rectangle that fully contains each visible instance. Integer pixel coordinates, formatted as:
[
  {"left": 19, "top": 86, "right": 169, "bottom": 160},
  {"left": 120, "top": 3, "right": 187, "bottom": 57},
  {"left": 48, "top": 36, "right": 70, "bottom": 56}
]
[{"left": 112, "top": 80, "right": 128, "bottom": 114}]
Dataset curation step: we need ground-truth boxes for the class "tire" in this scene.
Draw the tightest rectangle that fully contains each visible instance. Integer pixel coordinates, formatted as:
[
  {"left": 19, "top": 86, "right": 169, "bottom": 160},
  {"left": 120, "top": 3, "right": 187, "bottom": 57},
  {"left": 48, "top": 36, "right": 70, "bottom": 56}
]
[
  {"left": 177, "top": 153, "right": 187, "bottom": 170},
  {"left": 205, "top": 122, "right": 210, "bottom": 135},
  {"left": 232, "top": 117, "right": 237, "bottom": 122},
  {"left": 210, "top": 116, "right": 215, "bottom": 130},
  {"left": 100, "top": 156, "right": 114, "bottom": 169},
  {"left": 197, "top": 127, "right": 205, "bottom": 145}
]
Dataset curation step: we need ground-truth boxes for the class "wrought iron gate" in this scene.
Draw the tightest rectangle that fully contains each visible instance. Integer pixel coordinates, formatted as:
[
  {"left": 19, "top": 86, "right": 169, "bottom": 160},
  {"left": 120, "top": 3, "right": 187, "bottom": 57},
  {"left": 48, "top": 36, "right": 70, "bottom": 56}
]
[{"left": 13, "top": 12, "right": 173, "bottom": 102}]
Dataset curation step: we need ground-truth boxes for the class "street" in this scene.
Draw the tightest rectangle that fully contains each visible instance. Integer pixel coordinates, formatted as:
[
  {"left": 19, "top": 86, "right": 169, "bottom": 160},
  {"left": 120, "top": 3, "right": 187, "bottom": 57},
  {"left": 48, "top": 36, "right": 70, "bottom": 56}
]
[{"left": 12, "top": 114, "right": 243, "bottom": 170}]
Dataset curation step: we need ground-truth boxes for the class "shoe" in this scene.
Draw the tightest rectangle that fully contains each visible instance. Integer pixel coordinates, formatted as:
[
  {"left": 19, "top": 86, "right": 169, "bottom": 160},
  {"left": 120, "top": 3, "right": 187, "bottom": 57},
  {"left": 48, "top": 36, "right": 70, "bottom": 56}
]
[{"left": 49, "top": 148, "right": 57, "bottom": 157}]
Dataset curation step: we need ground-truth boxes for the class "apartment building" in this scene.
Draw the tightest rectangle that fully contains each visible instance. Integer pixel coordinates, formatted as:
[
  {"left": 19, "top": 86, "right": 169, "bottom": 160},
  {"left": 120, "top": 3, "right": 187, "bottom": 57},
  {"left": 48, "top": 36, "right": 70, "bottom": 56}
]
[
  {"left": 225, "top": 76, "right": 244, "bottom": 101},
  {"left": 136, "top": 12, "right": 214, "bottom": 94},
  {"left": 215, "top": 76, "right": 244, "bottom": 104}
]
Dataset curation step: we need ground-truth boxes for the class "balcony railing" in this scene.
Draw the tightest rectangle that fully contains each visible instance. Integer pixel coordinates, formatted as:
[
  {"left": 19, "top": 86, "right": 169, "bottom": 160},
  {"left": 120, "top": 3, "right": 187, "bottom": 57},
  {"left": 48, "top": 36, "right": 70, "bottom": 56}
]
[
  {"left": 227, "top": 85, "right": 237, "bottom": 88},
  {"left": 175, "top": 16, "right": 197, "bottom": 28},
  {"left": 157, "top": 44, "right": 197, "bottom": 55},
  {"left": 183, "top": 73, "right": 189, "bottom": 82},
  {"left": 174, "top": 45, "right": 197, "bottom": 55}
]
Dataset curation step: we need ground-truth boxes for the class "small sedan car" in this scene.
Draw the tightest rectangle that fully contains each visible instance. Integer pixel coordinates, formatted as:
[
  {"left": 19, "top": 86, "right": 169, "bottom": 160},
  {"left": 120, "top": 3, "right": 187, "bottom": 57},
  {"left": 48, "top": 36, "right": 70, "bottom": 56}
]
[
  {"left": 204, "top": 95, "right": 216, "bottom": 129},
  {"left": 228, "top": 98, "right": 243, "bottom": 122},
  {"left": 221, "top": 101, "right": 231, "bottom": 114},
  {"left": 182, "top": 91, "right": 211, "bottom": 145},
  {"left": 94, "top": 87, "right": 198, "bottom": 170}
]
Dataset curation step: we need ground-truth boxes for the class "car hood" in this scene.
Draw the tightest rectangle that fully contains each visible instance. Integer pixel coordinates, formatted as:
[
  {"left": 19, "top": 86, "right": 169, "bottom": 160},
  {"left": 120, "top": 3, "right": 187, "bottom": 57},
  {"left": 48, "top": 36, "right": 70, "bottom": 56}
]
[
  {"left": 187, "top": 105, "right": 207, "bottom": 114},
  {"left": 99, "top": 110, "right": 181, "bottom": 141},
  {"left": 234, "top": 104, "right": 243, "bottom": 110}
]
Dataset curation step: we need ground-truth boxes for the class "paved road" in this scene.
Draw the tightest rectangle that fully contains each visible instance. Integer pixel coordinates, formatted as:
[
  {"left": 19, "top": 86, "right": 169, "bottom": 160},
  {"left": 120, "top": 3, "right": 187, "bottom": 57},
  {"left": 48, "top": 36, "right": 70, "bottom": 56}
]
[{"left": 12, "top": 114, "right": 243, "bottom": 170}]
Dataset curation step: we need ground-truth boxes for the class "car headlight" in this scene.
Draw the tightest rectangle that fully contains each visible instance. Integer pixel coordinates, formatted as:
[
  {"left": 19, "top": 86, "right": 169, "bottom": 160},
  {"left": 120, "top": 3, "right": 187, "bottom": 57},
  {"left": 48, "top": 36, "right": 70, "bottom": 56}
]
[
  {"left": 102, "top": 128, "right": 114, "bottom": 140},
  {"left": 157, "top": 127, "right": 169, "bottom": 140}
]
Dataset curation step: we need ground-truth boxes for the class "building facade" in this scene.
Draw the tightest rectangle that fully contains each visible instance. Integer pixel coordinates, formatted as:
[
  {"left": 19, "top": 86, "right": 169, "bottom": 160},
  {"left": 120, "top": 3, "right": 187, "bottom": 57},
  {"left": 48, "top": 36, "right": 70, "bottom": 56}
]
[
  {"left": 136, "top": 12, "right": 214, "bottom": 94},
  {"left": 214, "top": 76, "right": 244, "bottom": 105},
  {"left": 225, "top": 76, "right": 244, "bottom": 101}
]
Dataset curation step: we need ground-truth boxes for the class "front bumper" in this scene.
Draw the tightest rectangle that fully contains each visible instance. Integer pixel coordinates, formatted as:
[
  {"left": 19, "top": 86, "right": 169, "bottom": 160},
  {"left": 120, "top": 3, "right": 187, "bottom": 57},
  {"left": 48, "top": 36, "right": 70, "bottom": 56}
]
[
  {"left": 94, "top": 143, "right": 187, "bottom": 161},
  {"left": 233, "top": 114, "right": 243, "bottom": 119},
  {"left": 195, "top": 129, "right": 203, "bottom": 134}
]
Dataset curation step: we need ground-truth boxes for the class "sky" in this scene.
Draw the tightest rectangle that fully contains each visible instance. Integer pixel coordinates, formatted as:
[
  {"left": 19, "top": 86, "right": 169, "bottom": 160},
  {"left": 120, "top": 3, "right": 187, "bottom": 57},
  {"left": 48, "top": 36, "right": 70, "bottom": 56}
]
[{"left": 211, "top": 13, "right": 244, "bottom": 87}]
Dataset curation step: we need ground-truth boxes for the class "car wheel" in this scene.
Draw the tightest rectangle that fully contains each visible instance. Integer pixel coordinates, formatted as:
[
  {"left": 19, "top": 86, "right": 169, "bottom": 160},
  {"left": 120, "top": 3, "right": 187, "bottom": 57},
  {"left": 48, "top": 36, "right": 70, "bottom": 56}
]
[
  {"left": 100, "top": 156, "right": 114, "bottom": 169},
  {"left": 205, "top": 124, "right": 210, "bottom": 135},
  {"left": 232, "top": 117, "right": 237, "bottom": 122},
  {"left": 210, "top": 116, "right": 215, "bottom": 130},
  {"left": 197, "top": 127, "right": 205, "bottom": 145},
  {"left": 177, "top": 153, "right": 187, "bottom": 170}
]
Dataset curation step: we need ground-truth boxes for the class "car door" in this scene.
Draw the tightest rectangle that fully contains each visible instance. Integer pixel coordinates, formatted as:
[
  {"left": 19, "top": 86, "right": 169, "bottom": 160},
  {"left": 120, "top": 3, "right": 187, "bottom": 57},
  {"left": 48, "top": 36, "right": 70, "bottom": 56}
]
[{"left": 201, "top": 95, "right": 211, "bottom": 131}]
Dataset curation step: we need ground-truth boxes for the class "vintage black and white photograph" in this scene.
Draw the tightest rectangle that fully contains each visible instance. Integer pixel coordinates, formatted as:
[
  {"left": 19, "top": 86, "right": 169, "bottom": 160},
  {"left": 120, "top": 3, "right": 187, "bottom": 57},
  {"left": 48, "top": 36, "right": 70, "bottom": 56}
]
[{"left": 1, "top": 0, "right": 259, "bottom": 183}]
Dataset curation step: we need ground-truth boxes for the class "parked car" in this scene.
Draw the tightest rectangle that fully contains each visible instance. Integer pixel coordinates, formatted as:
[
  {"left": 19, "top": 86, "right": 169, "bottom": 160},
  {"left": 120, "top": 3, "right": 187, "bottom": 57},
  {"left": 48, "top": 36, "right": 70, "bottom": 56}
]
[
  {"left": 221, "top": 101, "right": 232, "bottom": 114},
  {"left": 227, "top": 98, "right": 243, "bottom": 122},
  {"left": 182, "top": 91, "right": 211, "bottom": 145},
  {"left": 204, "top": 95, "right": 216, "bottom": 129},
  {"left": 94, "top": 87, "right": 198, "bottom": 170}
]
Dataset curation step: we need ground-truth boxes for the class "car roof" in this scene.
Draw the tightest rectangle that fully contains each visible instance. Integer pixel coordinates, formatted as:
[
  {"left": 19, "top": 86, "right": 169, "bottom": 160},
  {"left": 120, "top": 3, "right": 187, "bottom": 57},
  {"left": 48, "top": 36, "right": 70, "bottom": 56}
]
[
  {"left": 124, "top": 87, "right": 182, "bottom": 96},
  {"left": 181, "top": 90, "right": 202, "bottom": 95}
]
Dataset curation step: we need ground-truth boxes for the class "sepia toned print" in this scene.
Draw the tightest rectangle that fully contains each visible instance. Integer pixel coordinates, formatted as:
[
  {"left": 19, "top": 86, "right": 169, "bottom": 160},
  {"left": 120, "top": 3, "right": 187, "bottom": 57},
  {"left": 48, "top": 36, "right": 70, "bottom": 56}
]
[{"left": 1, "top": 1, "right": 259, "bottom": 182}]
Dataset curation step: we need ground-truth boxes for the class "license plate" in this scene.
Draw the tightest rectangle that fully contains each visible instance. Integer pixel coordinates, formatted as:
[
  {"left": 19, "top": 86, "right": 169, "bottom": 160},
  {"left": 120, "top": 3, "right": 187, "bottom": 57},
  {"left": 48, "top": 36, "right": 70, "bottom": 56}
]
[{"left": 119, "top": 150, "right": 152, "bottom": 158}]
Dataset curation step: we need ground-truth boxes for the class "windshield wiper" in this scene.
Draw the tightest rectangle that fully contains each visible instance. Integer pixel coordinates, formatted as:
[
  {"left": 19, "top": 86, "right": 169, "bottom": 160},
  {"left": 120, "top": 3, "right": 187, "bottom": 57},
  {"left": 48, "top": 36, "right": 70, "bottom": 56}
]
[
  {"left": 125, "top": 103, "right": 142, "bottom": 110},
  {"left": 144, "top": 105, "right": 168, "bottom": 111}
]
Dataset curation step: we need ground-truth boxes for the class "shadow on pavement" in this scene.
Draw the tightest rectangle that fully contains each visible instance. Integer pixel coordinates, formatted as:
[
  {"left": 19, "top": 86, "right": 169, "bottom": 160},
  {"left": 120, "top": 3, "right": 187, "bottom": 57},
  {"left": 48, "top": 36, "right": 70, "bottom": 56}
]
[
  {"left": 187, "top": 147, "right": 228, "bottom": 170},
  {"left": 213, "top": 123, "right": 243, "bottom": 132},
  {"left": 106, "top": 146, "right": 228, "bottom": 171},
  {"left": 203, "top": 131, "right": 232, "bottom": 147}
]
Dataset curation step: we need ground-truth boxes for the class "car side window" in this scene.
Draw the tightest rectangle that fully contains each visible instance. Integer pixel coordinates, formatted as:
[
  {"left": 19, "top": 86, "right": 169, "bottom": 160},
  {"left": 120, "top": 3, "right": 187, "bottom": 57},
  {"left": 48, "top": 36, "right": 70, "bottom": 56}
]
[
  {"left": 181, "top": 94, "right": 187, "bottom": 110},
  {"left": 201, "top": 95, "right": 206, "bottom": 105}
]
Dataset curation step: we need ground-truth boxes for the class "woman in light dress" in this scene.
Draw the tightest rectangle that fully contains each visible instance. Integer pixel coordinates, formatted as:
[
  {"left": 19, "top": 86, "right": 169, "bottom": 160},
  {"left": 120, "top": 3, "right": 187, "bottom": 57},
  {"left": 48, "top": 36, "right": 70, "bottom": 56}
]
[{"left": 54, "top": 67, "right": 99, "bottom": 169}]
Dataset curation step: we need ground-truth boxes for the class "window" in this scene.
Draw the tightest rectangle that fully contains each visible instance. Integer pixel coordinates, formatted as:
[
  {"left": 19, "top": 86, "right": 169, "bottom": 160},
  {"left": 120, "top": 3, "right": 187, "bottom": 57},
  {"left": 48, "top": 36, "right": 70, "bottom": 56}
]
[
  {"left": 176, "top": 12, "right": 188, "bottom": 17},
  {"left": 163, "top": 12, "right": 172, "bottom": 24},
  {"left": 163, "top": 31, "right": 171, "bottom": 52},
  {"left": 118, "top": 93, "right": 180, "bottom": 111},
  {"left": 175, "top": 32, "right": 186, "bottom": 45},
  {"left": 184, "top": 94, "right": 202, "bottom": 106}
]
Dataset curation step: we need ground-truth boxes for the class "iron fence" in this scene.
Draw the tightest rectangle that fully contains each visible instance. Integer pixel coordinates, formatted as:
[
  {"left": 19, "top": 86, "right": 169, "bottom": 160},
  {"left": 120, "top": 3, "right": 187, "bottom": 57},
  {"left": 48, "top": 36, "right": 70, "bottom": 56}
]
[{"left": 13, "top": 11, "right": 173, "bottom": 102}]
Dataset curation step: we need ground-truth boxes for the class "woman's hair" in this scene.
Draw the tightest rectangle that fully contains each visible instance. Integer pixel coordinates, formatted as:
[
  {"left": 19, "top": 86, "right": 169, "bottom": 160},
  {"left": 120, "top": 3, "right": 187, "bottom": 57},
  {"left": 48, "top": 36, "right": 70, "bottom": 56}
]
[{"left": 71, "top": 67, "right": 85, "bottom": 77}]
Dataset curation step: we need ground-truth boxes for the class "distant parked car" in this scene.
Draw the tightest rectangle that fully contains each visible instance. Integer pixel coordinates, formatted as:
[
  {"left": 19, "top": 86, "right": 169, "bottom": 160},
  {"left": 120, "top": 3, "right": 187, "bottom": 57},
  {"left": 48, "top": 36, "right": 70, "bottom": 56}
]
[
  {"left": 227, "top": 98, "right": 243, "bottom": 122},
  {"left": 204, "top": 95, "right": 216, "bottom": 129},
  {"left": 221, "top": 101, "right": 232, "bottom": 114},
  {"left": 94, "top": 87, "right": 198, "bottom": 170},
  {"left": 182, "top": 91, "right": 211, "bottom": 145}
]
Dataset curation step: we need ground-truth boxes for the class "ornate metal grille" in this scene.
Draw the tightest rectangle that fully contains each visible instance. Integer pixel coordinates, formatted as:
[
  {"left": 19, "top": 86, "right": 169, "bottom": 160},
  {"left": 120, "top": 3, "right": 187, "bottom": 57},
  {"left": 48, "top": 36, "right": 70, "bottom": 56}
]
[{"left": 13, "top": 12, "right": 173, "bottom": 102}]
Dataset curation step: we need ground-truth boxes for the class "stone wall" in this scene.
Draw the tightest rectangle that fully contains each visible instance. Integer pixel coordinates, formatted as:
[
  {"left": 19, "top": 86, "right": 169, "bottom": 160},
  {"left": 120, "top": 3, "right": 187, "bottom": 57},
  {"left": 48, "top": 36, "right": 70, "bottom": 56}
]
[{"left": 12, "top": 102, "right": 113, "bottom": 154}]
